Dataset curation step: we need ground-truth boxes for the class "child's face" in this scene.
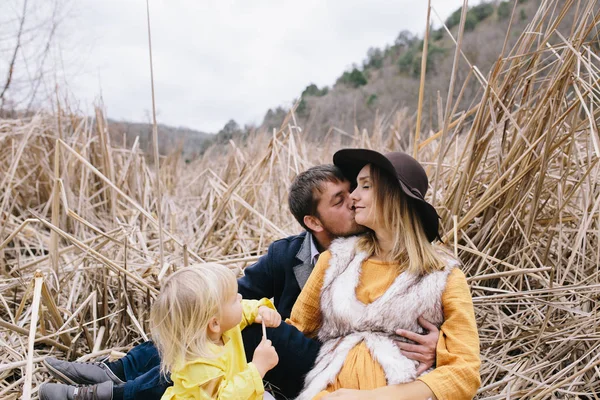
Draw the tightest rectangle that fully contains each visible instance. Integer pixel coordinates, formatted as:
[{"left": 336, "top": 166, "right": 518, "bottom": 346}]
[{"left": 219, "top": 281, "right": 243, "bottom": 333}]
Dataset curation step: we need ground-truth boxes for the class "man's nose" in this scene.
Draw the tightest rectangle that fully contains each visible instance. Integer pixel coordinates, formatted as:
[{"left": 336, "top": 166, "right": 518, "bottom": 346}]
[
  {"left": 346, "top": 197, "right": 354, "bottom": 209},
  {"left": 346, "top": 196, "right": 357, "bottom": 210}
]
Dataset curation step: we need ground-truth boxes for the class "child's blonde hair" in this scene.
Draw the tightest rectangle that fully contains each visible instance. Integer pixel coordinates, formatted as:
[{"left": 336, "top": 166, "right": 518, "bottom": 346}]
[{"left": 150, "top": 263, "right": 237, "bottom": 375}]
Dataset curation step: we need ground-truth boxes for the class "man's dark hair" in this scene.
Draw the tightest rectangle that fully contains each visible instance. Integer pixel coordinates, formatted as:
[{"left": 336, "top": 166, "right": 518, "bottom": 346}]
[{"left": 288, "top": 164, "right": 347, "bottom": 231}]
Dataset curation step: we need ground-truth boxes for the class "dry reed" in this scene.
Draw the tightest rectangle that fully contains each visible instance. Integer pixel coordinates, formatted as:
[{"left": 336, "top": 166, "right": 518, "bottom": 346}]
[{"left": 1, "top": 0, "right": 600, "bottom": 398}]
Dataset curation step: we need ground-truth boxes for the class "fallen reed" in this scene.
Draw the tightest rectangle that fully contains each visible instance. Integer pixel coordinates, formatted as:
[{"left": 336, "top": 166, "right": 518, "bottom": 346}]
[{"left": 1, "top": 0, "right": 599, "bottom": 398}]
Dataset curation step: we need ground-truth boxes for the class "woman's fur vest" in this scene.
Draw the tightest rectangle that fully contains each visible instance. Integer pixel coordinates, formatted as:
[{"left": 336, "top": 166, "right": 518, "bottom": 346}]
[{"left": 296, "top": 236, "right": 457, "bottom": 400}]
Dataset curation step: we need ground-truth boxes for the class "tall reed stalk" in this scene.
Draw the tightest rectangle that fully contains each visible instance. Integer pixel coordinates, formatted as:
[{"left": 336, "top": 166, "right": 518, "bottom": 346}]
[{"left": 0, "top": 0, "right": 599, "bottom": 397}]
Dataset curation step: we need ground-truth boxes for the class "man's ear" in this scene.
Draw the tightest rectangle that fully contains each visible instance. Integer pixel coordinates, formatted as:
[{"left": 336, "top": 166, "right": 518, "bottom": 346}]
[
  {"left": 303, "top": 215, "right": 324, "bottom": 233},
  {"left": 207, "top": 317, "right": 220, "bottom": 334}
]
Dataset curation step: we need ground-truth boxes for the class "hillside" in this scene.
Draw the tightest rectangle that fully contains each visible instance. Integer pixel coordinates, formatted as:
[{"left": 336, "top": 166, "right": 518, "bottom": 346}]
[
  {"left": 4, "top": 0, "right": 544, "bottom": 157},
  {"left": 107, "top": 119, "right": 211, "bottom": 160},
  {"left": 257, "top": 0, "right": 545, "bottom": 138},
  {"left": 0, "top": 108, "right": 212, "bottom": 159},
  {"left": 177, "top": 0, "right": 582, "bottom": 153},
  {"left": 2, "top": 0, "right": 600, "bottom": 397}
]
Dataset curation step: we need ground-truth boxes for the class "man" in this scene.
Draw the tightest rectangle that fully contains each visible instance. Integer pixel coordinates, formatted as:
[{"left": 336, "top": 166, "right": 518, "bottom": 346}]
[{"left": 40, "top": 165, "right": 439, "bottom": 400}]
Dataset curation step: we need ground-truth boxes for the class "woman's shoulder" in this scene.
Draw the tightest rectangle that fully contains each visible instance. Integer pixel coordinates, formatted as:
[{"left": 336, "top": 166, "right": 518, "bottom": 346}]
[
  {"left": 443, "top": 267, "right": 471, "bottom": 301},
  {"left": 432, "top": 244, "right": 462, "bottom": 270}
]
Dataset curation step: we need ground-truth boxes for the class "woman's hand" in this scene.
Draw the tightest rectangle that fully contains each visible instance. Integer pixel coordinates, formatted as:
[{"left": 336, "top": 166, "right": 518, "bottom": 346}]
[
  {"left": 255, "top": 306, "right": 282, "bottom": 328},
  {"left": 394, "top": 316, "right": 439, "bottom": 375}
]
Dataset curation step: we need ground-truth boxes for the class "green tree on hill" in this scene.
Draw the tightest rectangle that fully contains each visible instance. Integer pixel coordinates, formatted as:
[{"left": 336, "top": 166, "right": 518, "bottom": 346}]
[
  {"left": 363, "top": 47, "right": 384, "bottom": 69},
  {"left": 498, "top": 2, "right": 512, "bottom": 19},
  {"left": 301, "top": 84, "right": 328, "bottom": 97},
  {"left": 296, "top": 98, "right": 308, "bottom": 116},
  {"left": 395, "top": 30, "right": 418, "bottom": 48},
  {"left": 296, "top": 84, "right": 329, "bottom": 118},
  {"left": 472, "top": 3, "right": 495, "bottom": 21},
  {"left": 445, "top": 3, "right": 494, "bottom": 31},
  {"left": 398, "top": 42, "right": 446, "bottom": 77},
  {"left": 446, "top": 8, "right": 463, "bottom": 29},
  {"left": 215, "top": 119, "right": 242, "bottom": 142},
  {"left": 338, "top": 68, "right": 368, "bottom": 88},
  {"left": 464, "top": 12, "right": 478, "bottom": 31},
  {"left": 366, "top": 94, "right": 378, "bottom": 107}
]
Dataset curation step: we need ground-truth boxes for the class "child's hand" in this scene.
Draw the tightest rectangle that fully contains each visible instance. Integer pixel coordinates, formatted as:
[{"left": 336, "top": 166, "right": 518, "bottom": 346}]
[
  {"left": 252, "top": 337, "right": 279, "bottom": 378},
  {"left": 255, "top": 306, "right": 281, "bottom": 328}
]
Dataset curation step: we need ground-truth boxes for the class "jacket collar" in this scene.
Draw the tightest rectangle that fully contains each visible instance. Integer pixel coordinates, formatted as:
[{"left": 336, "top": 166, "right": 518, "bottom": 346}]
[{"left": 293, "top": 231, "right": 315, "bottom": 289}]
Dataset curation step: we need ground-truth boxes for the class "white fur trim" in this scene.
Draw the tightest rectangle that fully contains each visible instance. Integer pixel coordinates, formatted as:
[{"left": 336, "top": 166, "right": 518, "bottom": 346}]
[{"left": 296, "top": 335, "right": 363, "bottom": 400}]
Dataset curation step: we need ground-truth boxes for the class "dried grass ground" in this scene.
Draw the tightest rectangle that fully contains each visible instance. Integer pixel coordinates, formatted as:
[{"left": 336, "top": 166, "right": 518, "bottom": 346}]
[{"left": 2, "top": 0, "right": 600, "bottom": 398}]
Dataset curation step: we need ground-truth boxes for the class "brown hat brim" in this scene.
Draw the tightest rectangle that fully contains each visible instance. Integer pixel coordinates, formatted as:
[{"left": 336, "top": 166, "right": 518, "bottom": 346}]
[{"left": 333, "top": 148, "right": 440, "bottom": 242}]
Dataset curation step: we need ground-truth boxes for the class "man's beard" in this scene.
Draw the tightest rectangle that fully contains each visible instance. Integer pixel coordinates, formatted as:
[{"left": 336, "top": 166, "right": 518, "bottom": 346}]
[{"left": 331, "top": 223, "right": 368, "bottom": 238}]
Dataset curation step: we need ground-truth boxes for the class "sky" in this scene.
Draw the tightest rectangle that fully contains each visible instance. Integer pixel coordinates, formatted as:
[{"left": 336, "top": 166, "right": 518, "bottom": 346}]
[{"left": 53, "top": 0, "right": 474, "bottom": 133}]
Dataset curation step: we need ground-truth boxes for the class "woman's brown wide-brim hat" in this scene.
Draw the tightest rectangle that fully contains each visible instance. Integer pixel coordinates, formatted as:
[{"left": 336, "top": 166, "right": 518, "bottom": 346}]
[{"left": 333, "top": 148, "right": 440, "bottom": 242}]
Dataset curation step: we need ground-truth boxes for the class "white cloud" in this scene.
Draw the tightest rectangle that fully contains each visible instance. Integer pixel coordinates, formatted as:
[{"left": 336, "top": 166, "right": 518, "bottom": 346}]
[{"left": 56, "top": 0, "right": 473, "bottom": 132}]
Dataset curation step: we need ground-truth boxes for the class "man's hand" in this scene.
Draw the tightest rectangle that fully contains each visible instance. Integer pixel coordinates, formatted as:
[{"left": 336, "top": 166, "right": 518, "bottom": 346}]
[
  {"left": 395, "top": 316, "right": 439, "bottom": 375},
  {"left": 255, "top": 306, "right": 282, "bottom": 328}
]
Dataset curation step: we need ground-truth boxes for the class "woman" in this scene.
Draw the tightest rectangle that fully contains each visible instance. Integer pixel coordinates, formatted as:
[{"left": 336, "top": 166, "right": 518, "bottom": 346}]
[{"left": 289, "top": 149, "right": 480, "bottom": 400}]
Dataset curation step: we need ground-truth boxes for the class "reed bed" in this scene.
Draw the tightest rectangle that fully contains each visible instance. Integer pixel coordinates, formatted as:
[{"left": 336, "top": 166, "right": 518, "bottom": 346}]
[{"left": 1, "top": 0, "right": 600, "bottom": 398}]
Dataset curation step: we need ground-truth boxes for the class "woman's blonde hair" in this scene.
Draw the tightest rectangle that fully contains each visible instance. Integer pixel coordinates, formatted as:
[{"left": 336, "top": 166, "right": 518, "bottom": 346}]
[
  {"left": 357, "top": 164, "right": 449, "bottom": 275},
  {"left": 150, "top": 263, "right": 237, "bottom": 376}
]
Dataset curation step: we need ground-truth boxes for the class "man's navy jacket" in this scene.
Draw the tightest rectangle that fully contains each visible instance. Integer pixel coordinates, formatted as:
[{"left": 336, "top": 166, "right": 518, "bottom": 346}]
[{"left": 238, "top": 231, "right": 314, "bottom": 319}]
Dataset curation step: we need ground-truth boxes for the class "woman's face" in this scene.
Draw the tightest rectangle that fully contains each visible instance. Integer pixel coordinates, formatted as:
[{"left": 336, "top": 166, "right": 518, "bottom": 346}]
[{"left": 350, "top": 164, "right": 378, "bottom": 230}]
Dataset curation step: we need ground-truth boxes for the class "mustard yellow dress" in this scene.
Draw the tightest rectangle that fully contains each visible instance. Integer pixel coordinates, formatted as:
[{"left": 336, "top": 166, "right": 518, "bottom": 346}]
[{"left": 288, "top": 251, "right": 481, "bottom": 400}]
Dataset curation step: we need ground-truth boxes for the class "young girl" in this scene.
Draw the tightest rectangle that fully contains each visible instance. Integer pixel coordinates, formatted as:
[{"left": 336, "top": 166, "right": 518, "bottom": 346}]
[
  {"left": 151, "top": 263, "right": 281, "bottom": 400},
  {"left": 290, "top": 149, "right": 480, "bottom": 400}
]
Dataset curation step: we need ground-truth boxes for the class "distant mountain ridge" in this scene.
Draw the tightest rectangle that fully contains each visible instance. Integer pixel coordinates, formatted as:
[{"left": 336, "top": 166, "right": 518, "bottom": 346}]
[
  {"left": 112, "top": 0, "right": 557, "bottom": 157},
  {"left": 255, "top": 0, "right": 544, "bottom": 139},
  {"left": 195, "top": 0, "right": 545, "bottom": 153},
  {"left": 0, "top": 109, "right": 213, "bottom": 160},
  {"left": 107, "top": 119, "right": 211, "bottom": 159}
]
